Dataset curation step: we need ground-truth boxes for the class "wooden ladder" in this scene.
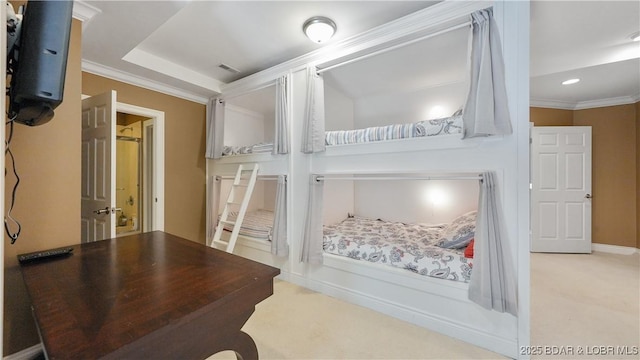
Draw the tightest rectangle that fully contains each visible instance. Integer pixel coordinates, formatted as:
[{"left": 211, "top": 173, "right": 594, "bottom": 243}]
[{"left": 212, "top": 164, "right": 259, "bottom": 253}]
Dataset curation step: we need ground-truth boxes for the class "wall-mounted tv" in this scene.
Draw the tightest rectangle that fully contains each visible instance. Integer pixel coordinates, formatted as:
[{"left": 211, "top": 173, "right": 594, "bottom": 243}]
[{"left": 7, "top": 0, "right": 73, "bottom": 126}]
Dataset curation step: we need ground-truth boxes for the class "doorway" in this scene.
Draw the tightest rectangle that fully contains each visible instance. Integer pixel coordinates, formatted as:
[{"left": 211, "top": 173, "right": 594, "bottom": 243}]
[
  {"left": 81, "top": 92, "right": 165, "bottom": 242},
  {"left": 115, "top": 102, "right": 165, "bottom": 236},
  {"left": 115, "top": 114, "right": 145, "bottom": 236}
]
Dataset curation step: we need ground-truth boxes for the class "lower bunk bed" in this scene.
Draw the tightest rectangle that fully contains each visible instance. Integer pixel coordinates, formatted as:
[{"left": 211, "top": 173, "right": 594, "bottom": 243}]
[
  {"left": 216, "top": 207, "right": 289, "bottom": 268},
  {"left": 290, "top": 171, "right": 519, "bottom": 358},
  {"left": 323, "top": 211, "right": 476, "bottom": 284},
  {"left": 218, "top": 209, "right": 274, "bottom": 249}
]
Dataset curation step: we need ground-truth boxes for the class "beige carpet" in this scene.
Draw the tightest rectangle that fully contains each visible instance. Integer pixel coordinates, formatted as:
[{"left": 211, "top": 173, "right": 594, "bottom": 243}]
[
  {"left": 530, "top": 251, "right": 640, "bottom": 359},
  {"left": 209, "top": 279, "right": 501, "bottom": 360},
  {"left": 209, "top": 251, "right": 639, "bottom": 360}
]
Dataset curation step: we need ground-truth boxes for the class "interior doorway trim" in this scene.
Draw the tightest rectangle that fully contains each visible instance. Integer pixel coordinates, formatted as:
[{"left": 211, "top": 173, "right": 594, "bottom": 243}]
[{"left": 116, "top": 102, "right": 165, "bottom": 232}]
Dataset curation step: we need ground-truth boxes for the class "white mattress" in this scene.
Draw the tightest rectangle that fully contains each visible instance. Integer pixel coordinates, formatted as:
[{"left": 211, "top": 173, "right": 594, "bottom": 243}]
[{"left": 220, "top": 209, "right": 274, "bottom": 241}]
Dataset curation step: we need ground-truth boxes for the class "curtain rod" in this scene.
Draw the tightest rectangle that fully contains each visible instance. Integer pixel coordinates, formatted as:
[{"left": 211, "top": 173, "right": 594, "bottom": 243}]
[
  {"left": 316, "top": 21, "right": 471, "bottom": 75},
  {"left": 215, "top": 175, "right": 287, "bottom": 181},
  {"left": 314, "top": 174, "right": 482, "bottom": 182}
]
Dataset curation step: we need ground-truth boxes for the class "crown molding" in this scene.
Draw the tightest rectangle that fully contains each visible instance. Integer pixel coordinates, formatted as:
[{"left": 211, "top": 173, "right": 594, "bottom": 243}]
[
  {"left": 73, "top": 0, "right": 101, "bottom": 30},
  {"left": 82, "top": 60, "right": 209, "bottom": 104},
  {"left": 573, "top": 95, "right": 640, "bottom": 110},
  {"left": 221, "top": 0, "right": 491, "bottom": 98},
  {"left": 531, "top": 94, "right": 640, "bottom": 110},
  {"left": 529, "top": 98, "right": 576, "bottom": 110}
]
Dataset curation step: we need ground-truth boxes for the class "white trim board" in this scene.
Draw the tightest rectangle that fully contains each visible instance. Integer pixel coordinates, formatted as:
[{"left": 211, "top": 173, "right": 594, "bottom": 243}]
[
  {"left": 530, "top": 94, "right": 640, "bottom": 110},
  {"left": 592, "top": 243, "right": 639, "bottom": 255},
  {"left": 82, "top": 60, "right": 209, "bottom": 105}
]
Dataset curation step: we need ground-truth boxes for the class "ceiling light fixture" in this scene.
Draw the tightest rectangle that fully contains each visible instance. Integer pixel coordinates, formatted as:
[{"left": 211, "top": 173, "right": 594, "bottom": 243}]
[
  {"left": 632, "top": 32, "right": 640, "bottom": 42},
  {"left": 303, "top": 16, "right": 337, "bottom": 44},
  {"left": 562, "top": 78, "right": 580, "bottom": 85}
]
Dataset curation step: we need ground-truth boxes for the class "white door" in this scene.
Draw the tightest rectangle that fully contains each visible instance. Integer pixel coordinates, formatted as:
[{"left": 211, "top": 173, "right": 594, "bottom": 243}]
[
  {"left": 81, "top": 91, "right": 117, "bottom": 242},
  {"left": 531, "top": 126, "right": 592, "bottom": 253}
]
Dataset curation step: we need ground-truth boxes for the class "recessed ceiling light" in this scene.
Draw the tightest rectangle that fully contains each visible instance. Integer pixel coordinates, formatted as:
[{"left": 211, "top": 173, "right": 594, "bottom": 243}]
[
  {"left": 562, "top": 78, "right": 580, "bottom": 85},
  {"left": 303, "top": 16, "right": 337, "bottom": 44},
  {"left": 632, "top": 32, "right": 640, "bottom": 42}
]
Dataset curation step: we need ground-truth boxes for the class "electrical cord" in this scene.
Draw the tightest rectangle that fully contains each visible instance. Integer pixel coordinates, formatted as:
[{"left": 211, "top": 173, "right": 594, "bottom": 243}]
[{"left": 5, "top": 118, "right": 21, "bottom": 243}]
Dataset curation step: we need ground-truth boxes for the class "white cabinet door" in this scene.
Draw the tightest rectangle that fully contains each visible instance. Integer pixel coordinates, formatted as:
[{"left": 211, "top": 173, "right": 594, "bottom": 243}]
[
  {"left": 531, "top": 126, "right": 592, "bottom": 253},
  {"left": 81, "top": 91, "right": 116, "bottom": 242}
]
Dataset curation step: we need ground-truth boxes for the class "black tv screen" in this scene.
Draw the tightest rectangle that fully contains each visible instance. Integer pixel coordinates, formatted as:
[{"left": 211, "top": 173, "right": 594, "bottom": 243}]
[{"left": 8, "top": 0, "right": 73, "bottom": 126}]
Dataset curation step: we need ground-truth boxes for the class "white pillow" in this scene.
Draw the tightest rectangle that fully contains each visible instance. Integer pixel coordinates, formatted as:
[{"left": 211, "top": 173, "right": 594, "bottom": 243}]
[{"left": 438, "top": 211, "right": 477, "bottom": 249}]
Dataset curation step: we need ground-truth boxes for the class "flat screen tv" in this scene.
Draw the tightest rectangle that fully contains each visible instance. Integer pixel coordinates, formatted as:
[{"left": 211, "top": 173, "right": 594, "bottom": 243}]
[{"left": 7, "top": 0, "right": 73, "bottom": 126}]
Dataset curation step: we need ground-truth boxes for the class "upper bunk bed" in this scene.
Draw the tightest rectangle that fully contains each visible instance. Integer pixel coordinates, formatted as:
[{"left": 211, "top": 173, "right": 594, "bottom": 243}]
[
  {"left": 206, "top": 77, "right": 290, "bottom": 168},
  {"left": 322, "top": 23, "right": 467, "bottom": 149},
  {"left": 301, "top": 7, "right": 512, "bottom": 157}
]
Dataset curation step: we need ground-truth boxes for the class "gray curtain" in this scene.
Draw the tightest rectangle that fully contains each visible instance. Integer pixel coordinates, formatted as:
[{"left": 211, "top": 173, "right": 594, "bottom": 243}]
[
  {"left": 206, "top": 175, "right": 221, "bottom": 246},
  {"left": 462, "top": 8, "right": 512, "bottom": 139},
  {"left": 274, "top": 76, "right": 290, "bottom": 155},
  {"left": 271, "top": 175, "right": 288, "bottom": 256},
  {"left": 301, "top": 66, "right": 326, "bottom": 153},
  {"left": 468, "top": 171, "right": 517, "bottom": 316},
  {"left": 205, "top": 98, "right": 225, "bottom": 159},
  {"left": 300, "top": 175, "right": 324, "bottom": 264}
]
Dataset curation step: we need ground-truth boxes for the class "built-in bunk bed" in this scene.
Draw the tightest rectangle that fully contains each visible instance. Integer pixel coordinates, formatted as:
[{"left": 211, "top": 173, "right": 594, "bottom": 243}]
[
  {"left": 205, "top": 76, "right": 290, "bottom": 268},
  {"left": 205, "top": 1, "right": 529, "bottom": 358},
  {"left": 308, "top": 14, "right": 501, "bottom": 157},
  {"left": 296, "top": 3, "right": 524, "bottom": 359},
  {"left": 207, "top": 173, "right": 288, "bottom": 267}
]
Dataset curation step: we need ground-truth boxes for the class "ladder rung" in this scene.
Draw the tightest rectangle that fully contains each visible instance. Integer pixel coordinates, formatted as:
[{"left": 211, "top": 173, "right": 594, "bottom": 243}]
[{"left": 212, "top": 163, "right": 259, "bottom": 254}]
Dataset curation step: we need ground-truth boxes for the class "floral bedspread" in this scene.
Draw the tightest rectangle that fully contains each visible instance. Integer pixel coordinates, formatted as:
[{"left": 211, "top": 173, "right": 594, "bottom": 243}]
[{"left": 322, "top": 216, "right": 472, "bottom": 283}]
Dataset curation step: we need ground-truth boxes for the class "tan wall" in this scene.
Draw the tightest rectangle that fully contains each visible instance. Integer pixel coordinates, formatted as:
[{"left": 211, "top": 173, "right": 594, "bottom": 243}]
[
  {"left": 530, "top": 107, "right": 573, "bottom": 126},
  {"left": 3, "top": 17, "right": 82, "bottom": 355},
  {"left": 81, "top": 73, "right": 207, "bottom": 244},
  {"left": 574, "top": 105, "right": 636, "bottom": 248},
  {"left": 530, "top": 104, "right": 639, "bottom": 249},
  {"left": 4, "top": 13, "right": 207, "bottom": 354}
]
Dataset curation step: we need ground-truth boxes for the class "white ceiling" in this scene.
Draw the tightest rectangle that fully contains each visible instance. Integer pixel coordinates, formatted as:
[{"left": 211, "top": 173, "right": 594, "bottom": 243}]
[
  {"left": 530, "top": 0, "right": 640, "bottom": 109},
  {"left": 79, "top": 1, "right": 640, "bottom": 110}
]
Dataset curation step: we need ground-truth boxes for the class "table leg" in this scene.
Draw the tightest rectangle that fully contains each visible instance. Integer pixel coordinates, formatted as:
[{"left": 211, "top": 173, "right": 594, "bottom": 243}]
[{"left": 233, "top": 330, "right": 258, "bottom": 360}]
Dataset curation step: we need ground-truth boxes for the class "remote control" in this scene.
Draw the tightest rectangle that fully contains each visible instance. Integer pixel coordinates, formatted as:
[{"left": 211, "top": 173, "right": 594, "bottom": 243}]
[{"left": 18, "top": 247, "right": 74, "bottom": 264}]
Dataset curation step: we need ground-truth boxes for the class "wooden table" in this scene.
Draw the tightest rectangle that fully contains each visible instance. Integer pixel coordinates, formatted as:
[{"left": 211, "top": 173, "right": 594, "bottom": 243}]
[{"left": 19, "top": 231, "right": 280, "bottom": 359}]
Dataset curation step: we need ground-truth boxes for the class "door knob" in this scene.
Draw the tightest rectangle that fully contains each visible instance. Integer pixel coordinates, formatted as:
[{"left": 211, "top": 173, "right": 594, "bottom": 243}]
[
  {"left": 585, "top": 194, "right": 592, "bottom": 199},
  {"left": 93, "top": 207, "right": 110, "bottom": 215}
]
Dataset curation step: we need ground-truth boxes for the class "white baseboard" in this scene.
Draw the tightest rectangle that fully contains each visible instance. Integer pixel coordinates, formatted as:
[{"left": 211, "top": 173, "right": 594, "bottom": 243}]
[
  {"left": 3, "top": 344, "right": 42, "bottom": 360},
  {"left": 592, "top": 243, "right": 639, "bottom": 255}
]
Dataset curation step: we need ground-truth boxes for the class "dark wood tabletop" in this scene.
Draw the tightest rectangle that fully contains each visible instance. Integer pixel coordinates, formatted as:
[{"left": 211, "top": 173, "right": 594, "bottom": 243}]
[{"left": 19, "top": 231, "right": 280, "bottom": 360}]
